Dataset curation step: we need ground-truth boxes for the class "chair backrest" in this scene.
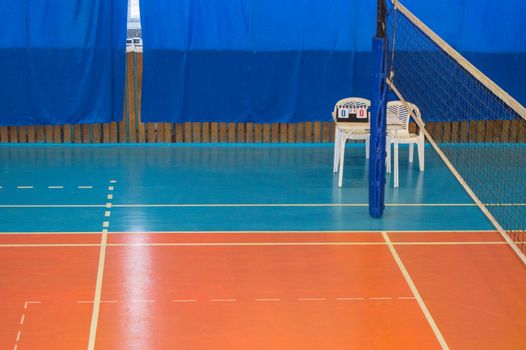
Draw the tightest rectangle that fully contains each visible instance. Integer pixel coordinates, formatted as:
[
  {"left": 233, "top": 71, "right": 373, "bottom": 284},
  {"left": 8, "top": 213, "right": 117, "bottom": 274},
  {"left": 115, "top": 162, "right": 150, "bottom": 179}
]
[
  {"left": 332, "top": 97, "right": 371, "bottom": 122},
  {"left": 386, "top": 101, "right": 422, "bottom": 134}
]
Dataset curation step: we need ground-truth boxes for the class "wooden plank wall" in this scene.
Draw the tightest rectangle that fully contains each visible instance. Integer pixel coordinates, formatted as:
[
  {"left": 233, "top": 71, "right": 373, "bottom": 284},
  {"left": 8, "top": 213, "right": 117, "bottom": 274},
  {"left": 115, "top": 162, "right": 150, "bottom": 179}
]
[{"left": 0, "top": 52, "right": 524, "bottom": 144}]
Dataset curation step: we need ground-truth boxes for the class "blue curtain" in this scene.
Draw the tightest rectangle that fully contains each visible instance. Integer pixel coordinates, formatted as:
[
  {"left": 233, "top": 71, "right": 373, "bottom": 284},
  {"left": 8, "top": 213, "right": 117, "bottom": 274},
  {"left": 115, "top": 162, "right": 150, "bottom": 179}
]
[
  {"left": 140, "top": 0, "right": 375, "bottom": 123},
  {"left": 141, "top": 0, "right": 525, "bottom": 123},
  {"left": 0, "top": 0, "right": 128, "bottom": 126},
  {"left": 400, "top": 0, "right": 526, "bottom": 106}
]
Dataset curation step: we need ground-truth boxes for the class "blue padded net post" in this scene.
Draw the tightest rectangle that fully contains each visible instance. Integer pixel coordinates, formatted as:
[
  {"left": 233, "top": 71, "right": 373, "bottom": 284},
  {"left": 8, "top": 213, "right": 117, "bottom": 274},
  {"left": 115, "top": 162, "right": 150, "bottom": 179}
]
[{"left": 368, "top": 36, "right": 388, "bottom": 218}]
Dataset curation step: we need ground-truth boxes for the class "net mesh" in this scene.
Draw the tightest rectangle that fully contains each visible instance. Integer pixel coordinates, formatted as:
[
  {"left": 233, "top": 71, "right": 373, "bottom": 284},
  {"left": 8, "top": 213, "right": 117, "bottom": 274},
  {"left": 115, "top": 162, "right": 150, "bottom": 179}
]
[{"left": 387, "top": 2, "right": 526, "bottom": 253}]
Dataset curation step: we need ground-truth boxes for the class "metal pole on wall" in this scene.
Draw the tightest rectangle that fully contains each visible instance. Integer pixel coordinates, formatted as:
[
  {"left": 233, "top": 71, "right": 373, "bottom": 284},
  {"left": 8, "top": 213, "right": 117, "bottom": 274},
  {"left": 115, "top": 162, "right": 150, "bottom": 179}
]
[{"left": 369, "top": 0, "right": 388, "bottom": 218}]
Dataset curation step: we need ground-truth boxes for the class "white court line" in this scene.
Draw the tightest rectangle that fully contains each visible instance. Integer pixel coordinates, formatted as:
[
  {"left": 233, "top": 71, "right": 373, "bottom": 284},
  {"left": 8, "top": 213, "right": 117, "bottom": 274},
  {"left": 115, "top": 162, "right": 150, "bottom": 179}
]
[
  {"left": 77, "top": 300, "right": 117, "bottom": 304},
  {"left": 0, "top": 241, "right": 513, "bottom": 248},
  {"left": 0, "top": 205, "right": 104, "bottom": 208},
  {"left": 24, "top": 301, "right": 41, "bottom": 309},
  {"left": 0, "top": 229, "right": 500, "bottom": 235},
  {"left": 87, "top": 230, "right": 108, "bottom": 350},
  {"left": 87, "top": 180, "right": 115, "bottom": 350},
  {"left": 382, "top": 232, "right": 449, "bottom": 350},
  {"left": 370, "top": 297, "right": 392, "bottom": 300},
  {"left": 0, "top": 202, "right": 522, "bottom": 209}
]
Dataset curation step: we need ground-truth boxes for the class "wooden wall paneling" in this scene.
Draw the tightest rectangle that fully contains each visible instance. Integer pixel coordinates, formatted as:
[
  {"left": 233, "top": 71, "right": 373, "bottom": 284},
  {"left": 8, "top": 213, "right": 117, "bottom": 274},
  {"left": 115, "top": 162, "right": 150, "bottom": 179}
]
[
  {"left": 184, "top": 122, "right": 192, "bottom": 143},
  {"left": 271, "top": 123, "right": 279, "bottom": 143},
  {"left": 163, "top": 123, "right": 172, "bottom": 143},
  {"left": 136, "top": 54, "right": 146, "bottom": 143},
  {"left": 18, "top": 127, "right": 27, "bottom": 143},
  {"left": 313, "top": 122, "right": 321, "bottom": 143},
  {"left": 9, "top": 127, "right": 19, "bottom": 143},
  {"left": 322, "top": 122, "right": 330, "bottom": 142},
  {"left": 263, "top": 124, "right": 270, "bottom": 143},
  {"left": 210, "top": 122, "right": 219, "bottom": 143},
  {"left": 192, "top": 123, "right": 201, "bottom": 143},
  {"left": 110, "top": 122, "right": 118, "bottom": 143},
  {"left": 296, "top": 123, "right": 304, "bottom": 143},
  {"left": 92, "top": 124, "right": 100, "bottom": 143},
  {"left": 0, "top": 127, "right": 8, "bottom": 142},
  {"left": 305, "top": 122, "right": 313, "bottom": 142},
  {"left": 36, "top": 125, "right": 44, "bottom": 142},
  {"left": 45, "top": 126, "right": 54, "bottom": 143},
  {"left": 227, "top": 123, "right": 236, "bottom": 143},
  {"left": 126, "top": 53, "right": 137, "bottom": 142},
  {"left": 82, "top": 124, "right": 91, "bottom": 143},
  {"left": 147, "top": 123, "right": 156, "bottom": 143},
  {"left": 174, "top": 123, "right": 183, "bottom": 142},
  {"left": 287, "top": 124, "right": 295, "bottom": 143},
  {"left": 102, "top": 124, "right": 110, "bottom": 143},
  {"left": 237, "top": 123, "right": 245, "bottom": 142},
  {"left": 254, "top": 124, "right": 263, "bottom": 142},
  {"left": 279, "top": 123, "right": 288, "bottom": 143},
  {"left": 27, "top": 126, "right": 36, "bottom": 143}
]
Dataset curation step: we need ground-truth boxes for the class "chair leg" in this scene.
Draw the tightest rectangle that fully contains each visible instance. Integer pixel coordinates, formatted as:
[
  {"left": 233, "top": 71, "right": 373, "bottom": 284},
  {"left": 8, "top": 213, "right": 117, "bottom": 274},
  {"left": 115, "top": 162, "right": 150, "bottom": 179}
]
[
  {"left": 418, "top": 139, "right": 425, "bottom": 171},
  {"left": 394, "top": 141, "right": 399, "bottom": 188},
  {"left": 333, "top": 129, "right": 340, "bottom": 173},
  {"left": 365, "top": 138, "right": 370, "bottom": 159},
  {"left": 338, "top": 135, "right": 347, "bottom": 188},
  {"left": 386, "top": 141, "right": 391, "bottom": 173},
  {"left": 409, "top": 143, "right": 414, "bottom": 163}
]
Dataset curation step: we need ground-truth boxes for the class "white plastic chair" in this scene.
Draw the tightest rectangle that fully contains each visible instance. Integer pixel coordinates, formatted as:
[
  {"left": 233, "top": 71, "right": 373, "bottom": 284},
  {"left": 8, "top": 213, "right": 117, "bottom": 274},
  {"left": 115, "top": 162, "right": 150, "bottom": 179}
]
[
  {"left": 386, "top": 101, "right": 425, "bottom": 188},
  {"left": 332, "top": 97, "right": 371, "bottom": 187}
]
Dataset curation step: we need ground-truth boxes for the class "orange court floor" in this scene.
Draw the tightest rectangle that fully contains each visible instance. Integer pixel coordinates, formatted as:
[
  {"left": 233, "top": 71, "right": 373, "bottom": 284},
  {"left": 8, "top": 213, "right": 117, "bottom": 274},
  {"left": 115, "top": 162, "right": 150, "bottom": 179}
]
[{"left": 1, "top": 230, "right": 526, "bottom": 350}]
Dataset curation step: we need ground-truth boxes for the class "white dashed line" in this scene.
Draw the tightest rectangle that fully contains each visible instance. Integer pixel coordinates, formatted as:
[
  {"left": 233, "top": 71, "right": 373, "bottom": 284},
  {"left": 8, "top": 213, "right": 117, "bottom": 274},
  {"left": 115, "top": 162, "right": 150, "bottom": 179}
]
[
  {"left": 336, "top": 297, "right": 365, "bottom": 301},
  {"left": 210, "top": 299, "right": 237, "bottom": 302},
  {"left": 78, "top": 186, "right": 93, "bottom": 189},
  {"left": 370, "top": 297, "right": 393, "bottom": 300},
  {"left": 255, "top": 298, "right": 281, "bottom": 302},
  {"left": 297, "top": 298, "right": 326, "bottom": 301},
  {"left": 20, "top": 315, "right": 25, "bottom": 325},
  {"left": 104, "top": 211, "right": 111, "bottom": 217},
  {"left": 133, "top": 300, "right": 156, "bottom": 303},
  {"left": 48, "top": 186, "right": 63, "bottom": 189},
  {"left": 108, "top": 186, "right": 114, "bottom": 191},
  {"left": 110, "top": 180, "right": 117, "bottom": 184},
  {"left": 77, "top": 300, "right": 118, "bottom": 304},
  {"left": 102, "top": 221, "right": 110, "bottom": 228},
  {"left": 107, "top": 194, "right": 113, "bottom": 200},
  {"left": 172, "top": 299, "right": 197, "bottom": 303},
  {"left": 17, "top": 186, "right": 34, "bottom": 189}
]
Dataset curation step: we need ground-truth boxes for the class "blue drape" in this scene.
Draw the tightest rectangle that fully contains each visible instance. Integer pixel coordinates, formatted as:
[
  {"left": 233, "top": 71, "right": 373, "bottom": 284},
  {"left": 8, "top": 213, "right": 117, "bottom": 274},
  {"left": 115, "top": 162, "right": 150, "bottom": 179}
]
[
  {"left": 0, "top": 0, "right": 128, "bottom": 126},
  {"left": 399, "top": 0, "right": 526, "bottom": 106},
  {"left": 140, "top": 0, "right": 374, "bottom": 123},
  {"left": 141, "top": 0, "right": 525, "bottom": 123}
]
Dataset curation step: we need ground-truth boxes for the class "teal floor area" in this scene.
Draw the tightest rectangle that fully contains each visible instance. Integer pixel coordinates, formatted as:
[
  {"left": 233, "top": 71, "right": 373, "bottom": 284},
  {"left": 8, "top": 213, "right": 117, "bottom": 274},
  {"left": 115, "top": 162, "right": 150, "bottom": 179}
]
[{"left": 0, "top": 144, "right": 493, "bottom": 232}]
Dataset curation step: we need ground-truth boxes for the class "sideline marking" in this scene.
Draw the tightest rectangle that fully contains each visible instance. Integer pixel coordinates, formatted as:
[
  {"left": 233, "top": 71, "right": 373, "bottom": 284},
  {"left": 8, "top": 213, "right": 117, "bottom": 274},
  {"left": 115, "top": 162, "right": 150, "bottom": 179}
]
[
  {"left": 382, "top": 232, "right": 449, "bottom": 350},
  {"left": 87, "top": 180, "right": 116, "bottom": 350},
  {"left": 0, "top": 241, "right": 516, "bottom": 248}
]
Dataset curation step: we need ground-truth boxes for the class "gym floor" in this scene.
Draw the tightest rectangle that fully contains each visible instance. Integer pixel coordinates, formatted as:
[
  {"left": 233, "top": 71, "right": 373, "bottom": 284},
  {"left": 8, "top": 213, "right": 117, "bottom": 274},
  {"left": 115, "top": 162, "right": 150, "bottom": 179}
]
[{"left": 1, "top": 144, "right": 525, "bottom": 349}]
